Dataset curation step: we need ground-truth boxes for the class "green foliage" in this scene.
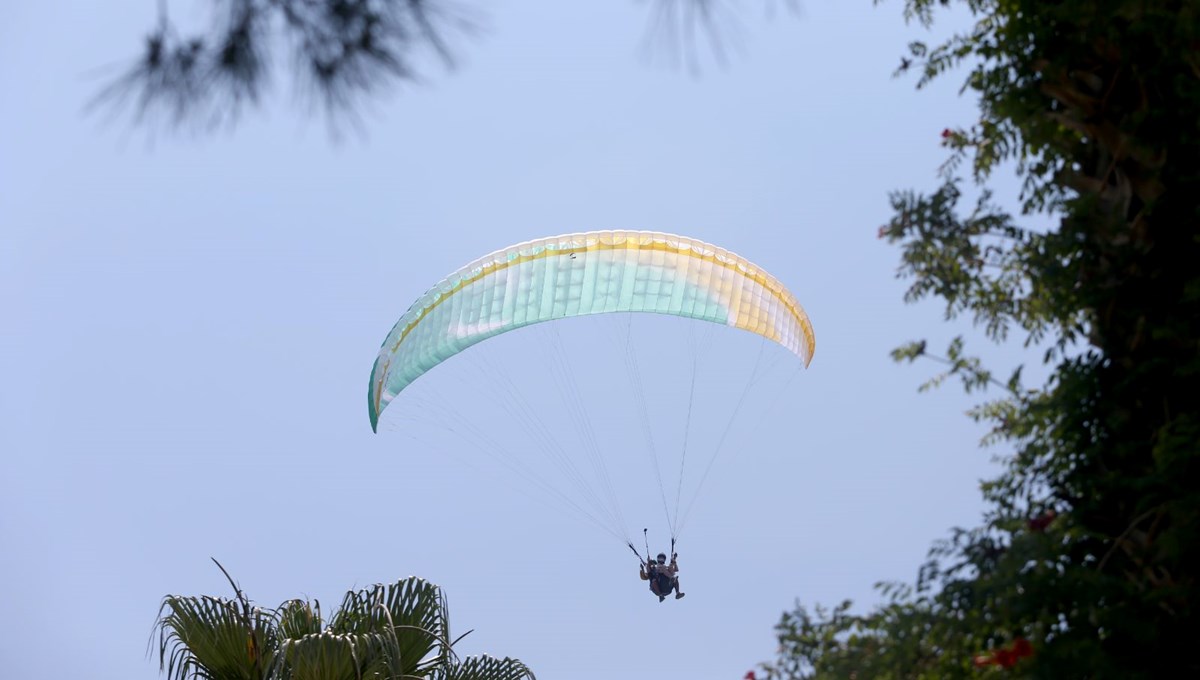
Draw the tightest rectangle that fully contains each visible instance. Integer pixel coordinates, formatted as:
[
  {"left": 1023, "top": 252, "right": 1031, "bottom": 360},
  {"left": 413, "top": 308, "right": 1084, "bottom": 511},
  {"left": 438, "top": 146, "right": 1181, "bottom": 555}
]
[
  {"left": 766, "top": 0, "right": 1200, "bottom": 677},
  {"left": 95, "top": 1, "right": 788, "bottom": 133},
  {"left": 153, "top": 562, "right": 535, "bottom": 680},
  {"left": 156, "top": 593, "right": 278, "bottom": 680},
  {"left": 92, "top": 0, "right": 474, "bottom": 132}
]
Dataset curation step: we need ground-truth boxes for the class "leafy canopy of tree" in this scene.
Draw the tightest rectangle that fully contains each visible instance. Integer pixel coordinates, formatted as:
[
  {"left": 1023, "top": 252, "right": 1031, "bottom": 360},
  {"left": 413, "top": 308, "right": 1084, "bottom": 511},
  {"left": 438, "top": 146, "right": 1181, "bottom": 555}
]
[
  {"left": 763, "top": 0, "right": 1200, "bottom": 677},
  {"left": 155, "top": 561, "right": 535, "bottom": 680},
  {"left": 94, "top": 0, "right": 778, "bottom": 132}
]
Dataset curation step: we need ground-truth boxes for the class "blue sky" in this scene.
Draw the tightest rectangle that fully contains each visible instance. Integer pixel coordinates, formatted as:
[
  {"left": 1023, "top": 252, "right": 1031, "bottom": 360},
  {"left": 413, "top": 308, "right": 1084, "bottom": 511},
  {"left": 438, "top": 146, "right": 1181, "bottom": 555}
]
[{"left": 1, "top": 2, "right": 1027, "bottom": 678}]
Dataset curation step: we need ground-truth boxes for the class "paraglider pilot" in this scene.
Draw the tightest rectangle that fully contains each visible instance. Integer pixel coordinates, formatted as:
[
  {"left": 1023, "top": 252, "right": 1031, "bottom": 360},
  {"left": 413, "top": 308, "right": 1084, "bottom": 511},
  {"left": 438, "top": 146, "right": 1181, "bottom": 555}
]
[{"left": 640, "top": 552, "right": 685, "bottom": 602}]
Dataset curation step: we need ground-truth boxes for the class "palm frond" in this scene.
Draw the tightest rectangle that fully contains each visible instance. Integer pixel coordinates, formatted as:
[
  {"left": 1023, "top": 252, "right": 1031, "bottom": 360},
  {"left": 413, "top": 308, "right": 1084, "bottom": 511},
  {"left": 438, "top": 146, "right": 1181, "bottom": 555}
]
[
  {"left": 327, "top": 577, "right": 449, "bottom": 677},
  {"left": 440, "top": 655, "right": 536, "bottom": 680},
  {"left": 273, "top": 630, "right": 407, "bottom": 680},
  {"left": 154, "top": 594, "right": 276, "bottom": 680},
  {"left": 278, "top": 599, "right": 325, "bottom": 640},
  {"left": 153, "top": 568, "right": 532, "bottom": 680}
]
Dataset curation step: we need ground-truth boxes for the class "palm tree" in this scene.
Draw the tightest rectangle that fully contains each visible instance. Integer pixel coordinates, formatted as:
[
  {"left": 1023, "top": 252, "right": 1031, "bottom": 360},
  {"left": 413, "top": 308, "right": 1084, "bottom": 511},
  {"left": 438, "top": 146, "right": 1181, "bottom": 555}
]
[{"left": 154, "top": 560, "right": 534, "bottom": 680}]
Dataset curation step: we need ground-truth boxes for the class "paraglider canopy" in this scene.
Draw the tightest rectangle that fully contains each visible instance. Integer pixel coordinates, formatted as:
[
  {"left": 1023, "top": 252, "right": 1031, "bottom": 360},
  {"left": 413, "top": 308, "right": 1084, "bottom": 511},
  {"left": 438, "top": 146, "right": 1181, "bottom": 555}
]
[{"left": 368, "top": 230, "right": 815, "bottom": 431}]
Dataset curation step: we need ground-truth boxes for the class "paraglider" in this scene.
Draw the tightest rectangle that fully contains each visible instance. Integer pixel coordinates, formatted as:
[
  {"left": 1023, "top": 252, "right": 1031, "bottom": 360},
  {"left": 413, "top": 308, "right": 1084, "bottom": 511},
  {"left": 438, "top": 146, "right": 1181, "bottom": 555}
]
[
  {"left": 367, "top": 230, "right": 815, "bottom": 593},
  {"left": 640, "top": 552, "right": 684, "bottom": 602}
]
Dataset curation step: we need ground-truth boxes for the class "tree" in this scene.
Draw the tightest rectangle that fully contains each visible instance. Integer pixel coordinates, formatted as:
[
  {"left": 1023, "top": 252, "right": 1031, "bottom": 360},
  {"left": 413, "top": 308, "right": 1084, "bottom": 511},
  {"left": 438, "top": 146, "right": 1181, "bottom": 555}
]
[
  {"left": 155, "top": 561, "right": 535, "bottom": 680},
  {"left": 92, "top": 0, "right": 778, "bottom": 133},
  {"left": 762, "top": 0, "right": 1200, "bottom": 677}
]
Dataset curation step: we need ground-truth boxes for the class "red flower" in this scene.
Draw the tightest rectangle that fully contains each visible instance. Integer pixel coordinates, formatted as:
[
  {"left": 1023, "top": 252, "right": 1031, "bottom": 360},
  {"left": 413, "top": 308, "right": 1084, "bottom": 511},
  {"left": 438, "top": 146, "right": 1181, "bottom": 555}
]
[
  {"left": 995, "top": 649, "right": 1017, "bottom": 669},
  {"left": 973, "top": 654, "right": 996, "bottom": 668},
  {"left": 1028, "top": 510, "right": 1057, "bottom": 532},
  {"left": 941, "top": 128, "right": 954, "bottom": 139},
  {"left": 1012, "top": 638, "right": 1034, "bottom": 659},
  {"left": 744, "top": 672, "right": 757, "bottom": 680}
]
